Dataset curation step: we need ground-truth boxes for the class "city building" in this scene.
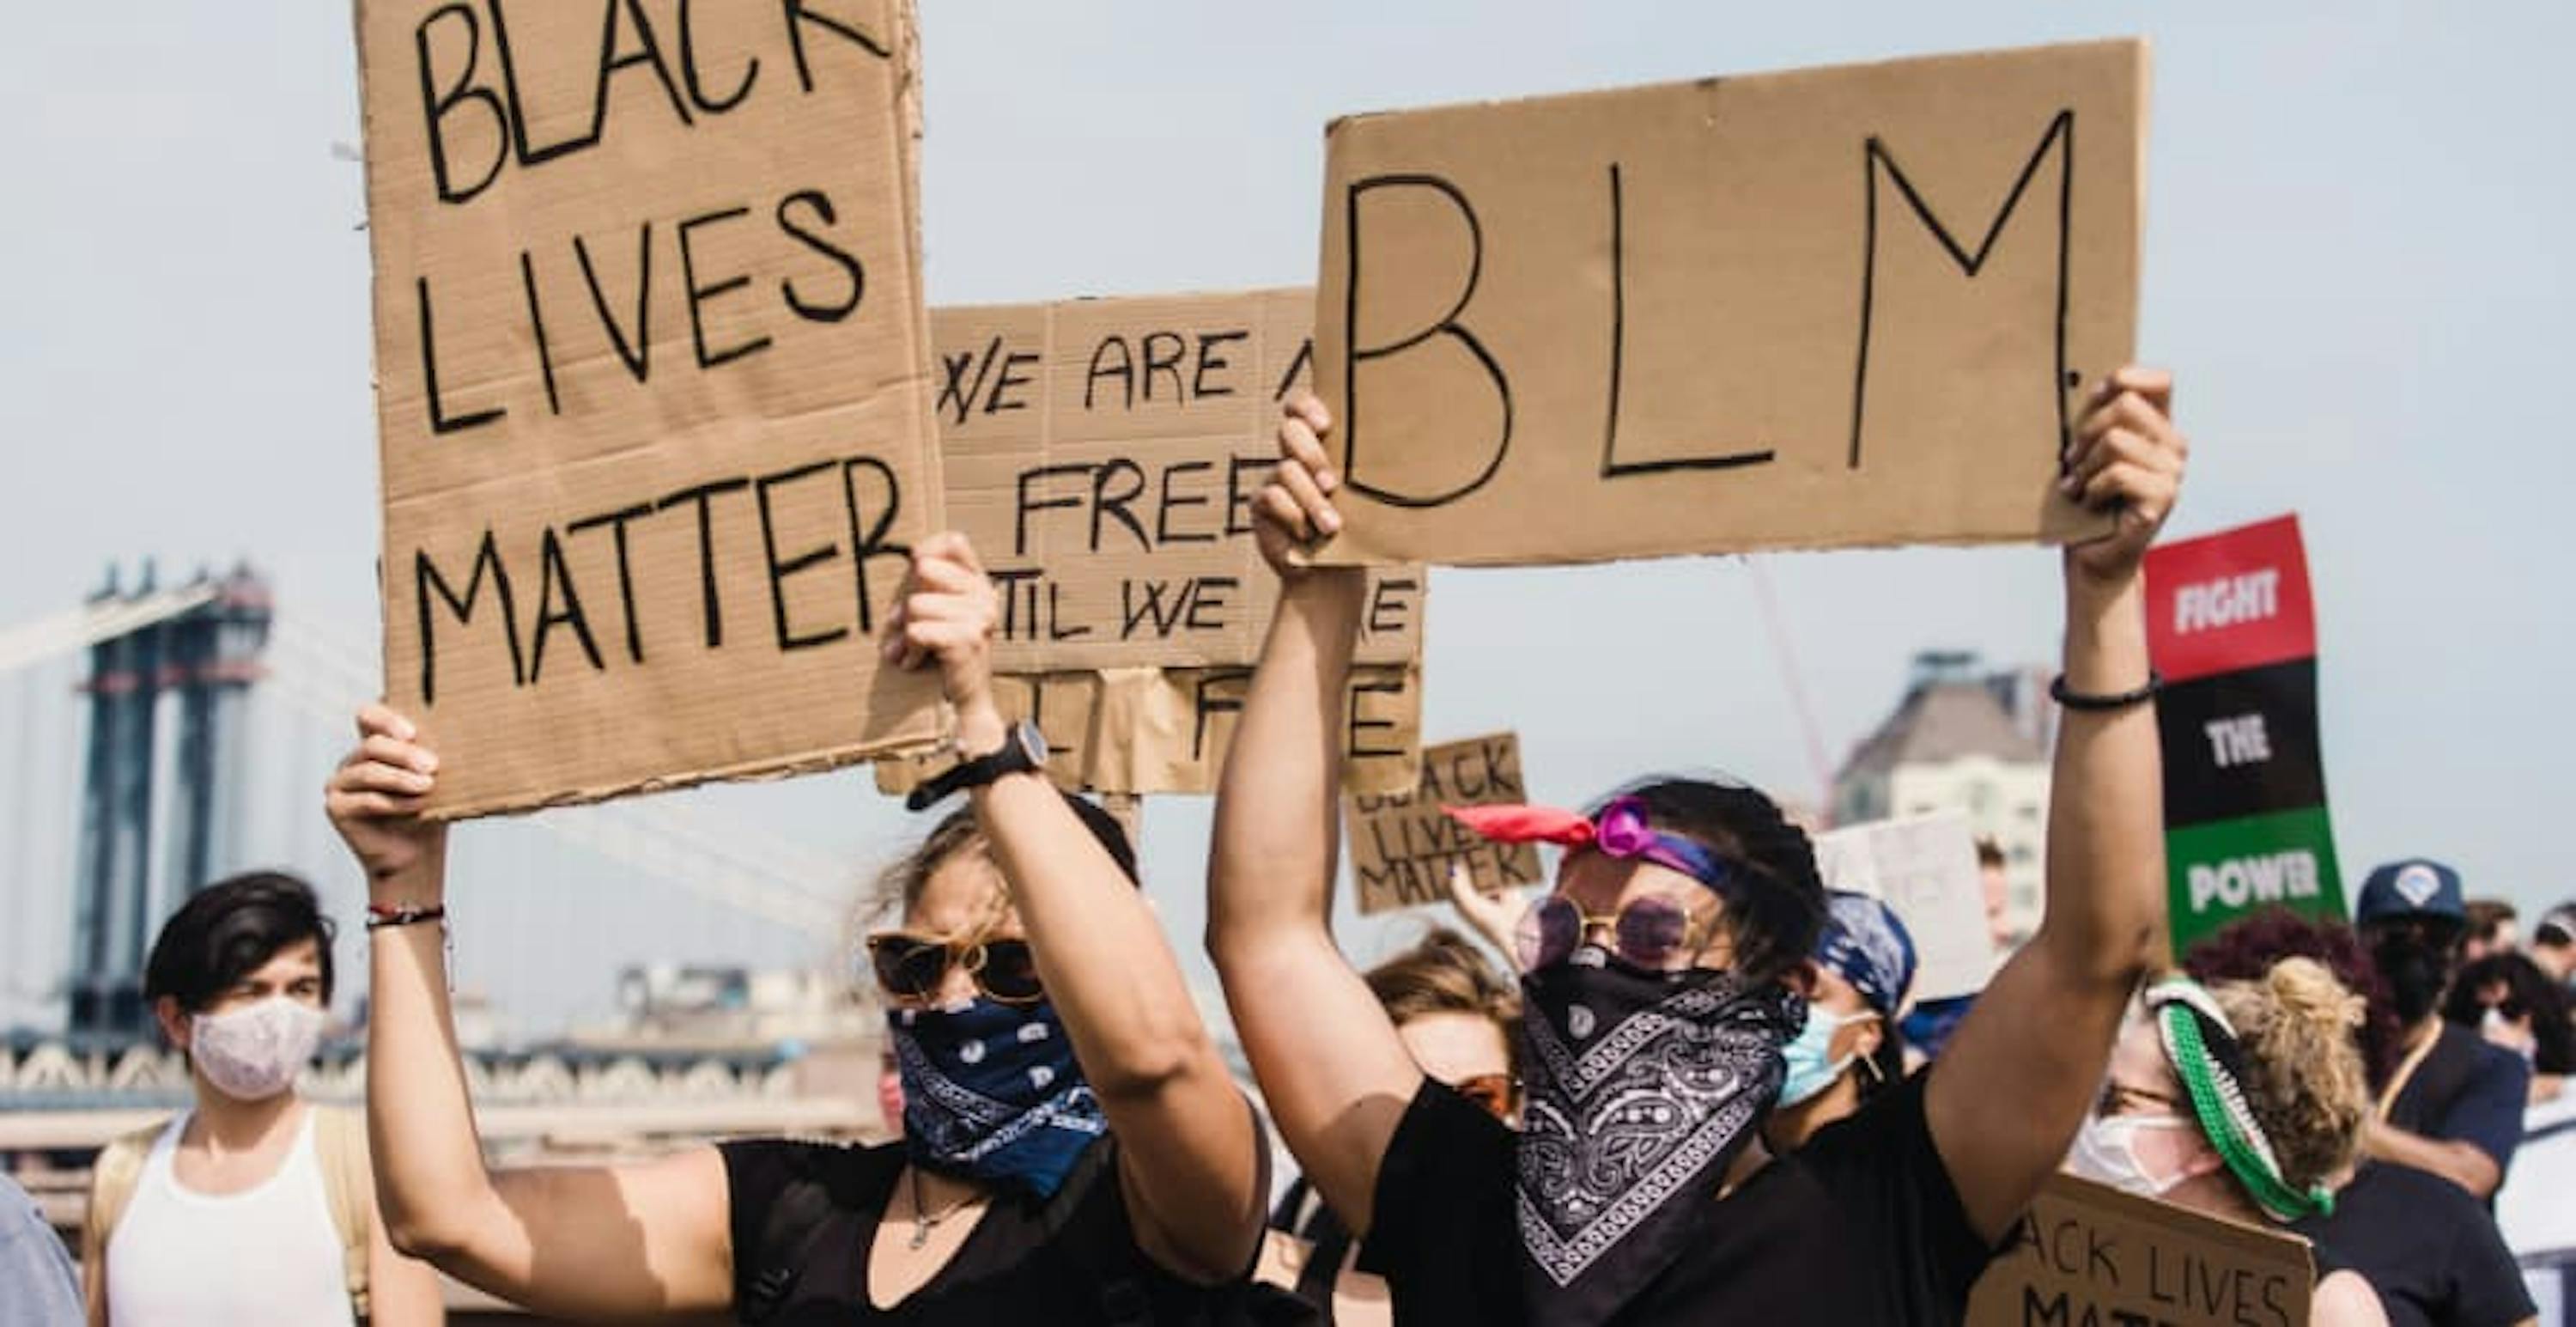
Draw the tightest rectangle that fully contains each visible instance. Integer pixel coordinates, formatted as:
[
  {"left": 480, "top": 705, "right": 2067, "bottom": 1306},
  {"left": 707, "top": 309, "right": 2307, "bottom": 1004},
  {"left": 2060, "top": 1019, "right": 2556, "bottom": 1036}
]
[{"left": 1833, "top": 652, "right": 2053, "bottom": 941}]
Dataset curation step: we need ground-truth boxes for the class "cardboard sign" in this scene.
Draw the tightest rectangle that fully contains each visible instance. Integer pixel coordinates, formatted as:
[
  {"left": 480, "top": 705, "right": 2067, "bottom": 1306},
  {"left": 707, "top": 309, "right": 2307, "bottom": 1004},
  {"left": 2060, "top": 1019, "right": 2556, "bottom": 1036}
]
[
  {"left": 872, "top": 664, "right": 1423, "bottom": 798},
  {"left": 1812, "top": 813, "right": 1991, "bottom": 1002},
  {"left": 1310, "top": 40, "right": 2145, "bottom": 567},
  {"left": 1346, "top": 732, "right": 1542, "bottom": 915},
  {"left": 2144, "top": 516, "right": 2344, "bottom": 953},
  {"left": 1965, "top": 1175, "right": 2313, "bottom": 1327},
  {"left": 933, "top": 289, "right": 1421, "bottom": 670},
  {"left": 358, "top": 0, "right": 943, "bottom": 817}
]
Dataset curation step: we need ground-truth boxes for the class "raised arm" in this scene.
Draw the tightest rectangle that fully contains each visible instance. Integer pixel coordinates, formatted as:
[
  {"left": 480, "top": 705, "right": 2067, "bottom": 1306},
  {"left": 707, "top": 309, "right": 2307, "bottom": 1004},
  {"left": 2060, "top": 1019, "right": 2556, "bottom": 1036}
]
[
  {"left": 327, "top": 708, "right": 734, "bottom": 1322},
  {"left": 1205, "top": 396, "right": 1427, "bottom": 1238},
  {"left": 1927, "top": 367, "right": 2186, "bottom": 1243},
  {"left": 890, "top": 533, "right": 1265, "bottom": 1281}
]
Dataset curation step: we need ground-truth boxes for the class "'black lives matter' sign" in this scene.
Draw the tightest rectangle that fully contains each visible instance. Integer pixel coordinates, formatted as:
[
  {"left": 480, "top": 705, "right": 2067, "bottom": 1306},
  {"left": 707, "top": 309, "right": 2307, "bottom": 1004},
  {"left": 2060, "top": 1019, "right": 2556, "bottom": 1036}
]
[
  {"left": 356, "top": 0, "right": 944, "bottom": 817},
  {"left": 1346, "top": 733, "right": 1540, "bottom": 915}
]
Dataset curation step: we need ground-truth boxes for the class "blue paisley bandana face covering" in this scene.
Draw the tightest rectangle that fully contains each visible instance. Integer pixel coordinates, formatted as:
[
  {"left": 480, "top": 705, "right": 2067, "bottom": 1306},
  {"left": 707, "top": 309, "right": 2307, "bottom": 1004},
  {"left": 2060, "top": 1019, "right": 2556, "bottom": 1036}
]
[
  {"left": 1516, "top": 949, "right": 1801, "bottom": 1327},
  {"left": 888, "top": 997, "right": 1105, "bottom": 1200}
]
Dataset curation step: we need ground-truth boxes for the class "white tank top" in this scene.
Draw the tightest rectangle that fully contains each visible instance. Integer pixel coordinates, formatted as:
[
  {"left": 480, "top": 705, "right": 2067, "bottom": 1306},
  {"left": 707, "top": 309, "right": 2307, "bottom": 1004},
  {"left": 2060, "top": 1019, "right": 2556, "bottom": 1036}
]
[{"left": 104, "top": 1109, "right": 356, "bottom": 1327}]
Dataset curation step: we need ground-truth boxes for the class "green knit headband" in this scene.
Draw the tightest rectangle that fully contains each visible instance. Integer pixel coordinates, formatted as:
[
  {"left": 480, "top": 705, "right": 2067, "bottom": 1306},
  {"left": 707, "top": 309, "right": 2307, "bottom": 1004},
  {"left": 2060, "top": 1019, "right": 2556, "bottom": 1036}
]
[{"left": 2144, "top": 977, "right": 2335, "bottom": 1223}]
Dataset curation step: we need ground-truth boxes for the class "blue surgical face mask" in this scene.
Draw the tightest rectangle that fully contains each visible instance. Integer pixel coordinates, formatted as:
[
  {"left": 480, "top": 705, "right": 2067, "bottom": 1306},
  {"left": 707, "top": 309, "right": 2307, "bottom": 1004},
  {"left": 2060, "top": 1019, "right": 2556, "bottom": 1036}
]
[{"left": 1777, "top": 1004, "right": 1873, "bottom": 1106}]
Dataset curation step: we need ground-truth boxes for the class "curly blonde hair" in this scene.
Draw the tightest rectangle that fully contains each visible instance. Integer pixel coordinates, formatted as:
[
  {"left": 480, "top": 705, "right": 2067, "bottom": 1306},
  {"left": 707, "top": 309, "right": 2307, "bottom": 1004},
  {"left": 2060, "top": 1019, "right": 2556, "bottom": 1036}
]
[{"left": 2208, "top": 957, "right": 2372, "bottom": 1196}]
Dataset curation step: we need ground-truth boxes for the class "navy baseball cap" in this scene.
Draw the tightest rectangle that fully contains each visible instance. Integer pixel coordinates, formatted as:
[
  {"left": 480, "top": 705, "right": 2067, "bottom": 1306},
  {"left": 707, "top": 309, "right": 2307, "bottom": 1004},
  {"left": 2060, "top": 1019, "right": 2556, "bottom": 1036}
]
[{"left": 2354, "top": 859, "right": 2467, "bottom": 925}]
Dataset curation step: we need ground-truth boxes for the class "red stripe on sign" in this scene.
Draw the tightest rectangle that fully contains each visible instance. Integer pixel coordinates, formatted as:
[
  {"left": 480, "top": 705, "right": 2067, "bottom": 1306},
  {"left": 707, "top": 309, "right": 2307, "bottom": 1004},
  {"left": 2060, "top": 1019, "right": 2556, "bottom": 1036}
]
[{"left": 2144, "top": 514, "right": 2317, "bottom": 684}]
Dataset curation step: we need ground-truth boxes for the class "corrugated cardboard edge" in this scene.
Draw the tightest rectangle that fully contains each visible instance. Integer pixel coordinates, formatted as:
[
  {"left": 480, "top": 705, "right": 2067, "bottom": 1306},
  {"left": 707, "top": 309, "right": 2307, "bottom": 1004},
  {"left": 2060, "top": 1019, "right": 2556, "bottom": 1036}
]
[
  {"left": 428, "top": 729, "right": 942, "bottom": 823},
  {"left": 1325, "top": 38, "right": 2147, "bottom": 143}
]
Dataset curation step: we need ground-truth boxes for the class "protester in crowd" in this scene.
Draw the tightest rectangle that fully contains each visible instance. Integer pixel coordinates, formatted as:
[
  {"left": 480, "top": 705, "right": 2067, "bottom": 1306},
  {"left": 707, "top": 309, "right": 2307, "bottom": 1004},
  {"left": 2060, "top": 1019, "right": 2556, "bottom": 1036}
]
[
  {"left": 2184, "top": 909, "right": 2538, "bottom": 1327},
  {"left": 2184, "top": 907, "right": 2404, "bottom": 1084},
  {"left": 2354, "top": 861, "right": 2530, "bottom": 1199},
  {"left": 1, "top": 1169, "right": 80, "bottom": 1327},
  {"left": 2530, "top": 905, "right": 2576, "bottom": 989},
  {"left": 1261, "top": 927, "right": 1521, "bottom": 1324},
  {"left": 1766, "top": 891, "right": 1916, "bottom": 1148},
  {"left": 2068, "top": 961, "right": 2388, "bottom": 1324},
  {"left": 1206, "top": 368, "right": 2183, "bottom": 1324},
  {"left": 327, "top": 534, "right": 1272, "bottom": 1324},
  {"left": 78, "top": 872, "right": 440, "bottom": 1327},
  {"left": 1977, "top": 837, "right": 2020, "bottom": 953},
  {"left": 2444, "top": 953, "right": 2573, "bottom": 1104},
  {"left": 2463, "top": 899, "right": 2519, "bottom": 964}
]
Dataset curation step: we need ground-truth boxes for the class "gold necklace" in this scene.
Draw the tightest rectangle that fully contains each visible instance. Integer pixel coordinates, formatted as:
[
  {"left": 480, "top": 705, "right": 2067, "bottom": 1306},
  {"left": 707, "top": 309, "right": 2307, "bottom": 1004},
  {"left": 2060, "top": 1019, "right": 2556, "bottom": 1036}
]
[{"left": 908, "top": 1166, "right": 979, "bottom": 1250}]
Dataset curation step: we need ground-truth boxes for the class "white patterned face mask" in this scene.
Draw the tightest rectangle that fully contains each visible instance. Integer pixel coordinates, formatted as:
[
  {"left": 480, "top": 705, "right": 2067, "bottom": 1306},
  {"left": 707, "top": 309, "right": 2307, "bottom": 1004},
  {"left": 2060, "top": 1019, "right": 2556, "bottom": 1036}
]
[{"left": 191, "top": 996, "right": 326, "bottom": 1101}]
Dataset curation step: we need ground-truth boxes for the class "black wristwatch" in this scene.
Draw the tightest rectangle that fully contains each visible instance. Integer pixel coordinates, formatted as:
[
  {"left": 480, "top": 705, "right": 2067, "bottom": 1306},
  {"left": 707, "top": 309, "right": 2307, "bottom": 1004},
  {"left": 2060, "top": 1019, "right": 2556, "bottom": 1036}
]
[{"left": 906, "top": 721, "right": 1050, "bottom": 811}]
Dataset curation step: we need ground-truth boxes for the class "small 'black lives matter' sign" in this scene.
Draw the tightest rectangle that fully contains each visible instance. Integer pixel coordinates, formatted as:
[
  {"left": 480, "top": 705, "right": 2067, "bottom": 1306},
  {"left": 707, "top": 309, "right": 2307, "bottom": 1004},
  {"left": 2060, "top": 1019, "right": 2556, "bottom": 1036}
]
[{"left": 1346, "top": 733, "right": 1541, "bottom": 915}]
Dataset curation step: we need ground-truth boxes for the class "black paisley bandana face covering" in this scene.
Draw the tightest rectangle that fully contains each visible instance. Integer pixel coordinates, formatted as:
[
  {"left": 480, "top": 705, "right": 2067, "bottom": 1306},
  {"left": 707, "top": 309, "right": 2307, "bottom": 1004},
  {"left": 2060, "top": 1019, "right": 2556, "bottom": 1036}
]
[{"left": 1514, "top": 949, "right": 1801, "bottom": 1327}]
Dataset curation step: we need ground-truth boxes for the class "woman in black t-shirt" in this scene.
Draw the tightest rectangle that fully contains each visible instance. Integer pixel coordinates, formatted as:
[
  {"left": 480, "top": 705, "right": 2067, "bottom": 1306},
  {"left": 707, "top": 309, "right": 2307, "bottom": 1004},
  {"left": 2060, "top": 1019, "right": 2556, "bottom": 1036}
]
[
  {"left": 1206, "top": 373, "right": 2188, "bottom": 1326},
  {"left": 2066, "top": 961, "right": 2391, "bottom": 1324},
  {"left": 327, "top": 534, "right": 1273, "bottom": 1324}
]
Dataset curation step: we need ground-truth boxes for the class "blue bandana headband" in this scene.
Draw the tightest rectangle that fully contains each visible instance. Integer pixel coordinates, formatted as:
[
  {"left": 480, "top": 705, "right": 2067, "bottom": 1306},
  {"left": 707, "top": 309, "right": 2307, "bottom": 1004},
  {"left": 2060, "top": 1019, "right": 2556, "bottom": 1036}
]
[{"left": 1814, "top": 890, "right": 1918, "bottom": 1016}]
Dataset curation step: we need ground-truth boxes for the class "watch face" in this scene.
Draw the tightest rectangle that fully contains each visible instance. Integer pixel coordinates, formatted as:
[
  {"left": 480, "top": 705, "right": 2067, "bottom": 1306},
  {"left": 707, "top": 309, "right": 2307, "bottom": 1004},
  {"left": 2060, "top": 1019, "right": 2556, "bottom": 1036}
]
[{"left": 1015, "top": 721, "right": 1051, "bottom": 767}]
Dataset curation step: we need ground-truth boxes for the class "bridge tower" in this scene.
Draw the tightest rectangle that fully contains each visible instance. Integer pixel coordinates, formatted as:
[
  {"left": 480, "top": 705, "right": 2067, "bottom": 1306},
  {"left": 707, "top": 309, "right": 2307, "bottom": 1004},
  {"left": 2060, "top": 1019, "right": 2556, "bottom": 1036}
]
[{"left": 66, "top": 564, "right": 271, "bottom": 1040}]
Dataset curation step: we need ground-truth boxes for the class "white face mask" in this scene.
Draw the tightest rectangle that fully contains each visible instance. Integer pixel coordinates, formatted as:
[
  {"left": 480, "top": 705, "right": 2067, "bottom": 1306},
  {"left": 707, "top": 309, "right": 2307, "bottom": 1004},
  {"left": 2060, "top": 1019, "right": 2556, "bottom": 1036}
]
[
  {"left": 2063, "top": 1113, "right": 2198, "bottom": 1198},
  {"left": 191, "top": 996, "right": 327, "bottom": 1102}
]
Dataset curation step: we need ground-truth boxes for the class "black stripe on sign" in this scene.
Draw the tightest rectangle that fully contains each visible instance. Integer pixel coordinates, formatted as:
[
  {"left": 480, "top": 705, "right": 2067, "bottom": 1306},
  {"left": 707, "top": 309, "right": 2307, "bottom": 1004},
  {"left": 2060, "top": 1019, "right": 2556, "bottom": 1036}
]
[{"left": 2157, "top": 658, "right": 2326, "bottom": 830}]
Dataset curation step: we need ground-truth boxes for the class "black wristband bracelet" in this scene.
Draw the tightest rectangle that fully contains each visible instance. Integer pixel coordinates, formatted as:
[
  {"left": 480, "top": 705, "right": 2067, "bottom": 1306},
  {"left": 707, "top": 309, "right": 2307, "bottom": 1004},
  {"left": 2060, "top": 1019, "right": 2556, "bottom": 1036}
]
[
  {"left": 365, "top": 903, "right": 447, "bottom": 931},
  {"left": 2050, "top": 670, "right": 2163, "bottom": 712}
]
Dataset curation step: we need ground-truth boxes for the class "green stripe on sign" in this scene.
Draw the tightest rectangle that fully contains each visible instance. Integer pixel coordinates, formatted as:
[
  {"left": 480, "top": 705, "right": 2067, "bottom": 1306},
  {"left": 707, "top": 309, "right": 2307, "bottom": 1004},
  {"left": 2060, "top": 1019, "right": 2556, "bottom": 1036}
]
[{"left": 2165, "top": 807, "right": 2346, "bottom": 956}]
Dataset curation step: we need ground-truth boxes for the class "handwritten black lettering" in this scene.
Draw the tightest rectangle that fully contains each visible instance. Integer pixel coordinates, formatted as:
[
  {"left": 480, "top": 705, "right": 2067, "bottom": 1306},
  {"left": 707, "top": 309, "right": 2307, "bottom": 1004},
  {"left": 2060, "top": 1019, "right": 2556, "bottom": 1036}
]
[
  {"left": 416, "top": 4, "right": 506, "bottom": 204},
  {"left": 528, "top": 527, "right": 606, "bottom": 682},
  {"left": 675, "top": 0, "right": 758, "bottom": 114},
  {"left": 416, "top": 528, "right": 523, "bottom": 705},
  {"left": 417, "top": 277, "right": 503, "bottom": 434},
  {"left": 1194, "top": 330, "right": 1249, "bottom": 398},
  {"left": 776, "top": 188, "right": 865, "bottom": 323},
  {"left": 1601, "top": 161, "right": 1774, "bottom": 478},
  {"left": 1850, "top": 111, "right": 2075, "bottom": 468},
  {"left": 1156, "top": 460, "right": 1217, "bottom": 545},
  {"left": 677, "top": 204, "right": 773, "bottom": 369},
  {"left": 1341, "top": 174, "right": 1510, "bottom": 507},
  {"left": 574, "top": 222, "right": 654, "bottom": 383},
  {"left": 565, "top": 502, "right": 653, "bottom": 663},
  {"left": 754, "top": 460, "right": 850, "bottom": 651},
  {"left": 781, "top": 0, "right": 890, "bottom": 94},
  {"left": 654, "top": 477, "right": 752, "bottom": 648},
  {"left": 1084, "top": 335, "right": 1134, "bottom": 411}
]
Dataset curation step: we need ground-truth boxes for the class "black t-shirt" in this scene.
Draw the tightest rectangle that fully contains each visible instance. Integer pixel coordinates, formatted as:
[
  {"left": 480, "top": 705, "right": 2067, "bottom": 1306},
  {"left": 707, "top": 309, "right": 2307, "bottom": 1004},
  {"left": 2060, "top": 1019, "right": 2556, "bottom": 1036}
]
[
  {"left": 1355, "top": 1068, "right": 1997, "bottom": 1325},
  {"left": 2292, "top": 1161, "right": 2537, "bottom": 1327},
  {"left": 720, "top": 1134, "right": 1255, "bottom": 1325},
  {"left": 2387, "top": 1024, "right": 2531, "bottom": 1180}
]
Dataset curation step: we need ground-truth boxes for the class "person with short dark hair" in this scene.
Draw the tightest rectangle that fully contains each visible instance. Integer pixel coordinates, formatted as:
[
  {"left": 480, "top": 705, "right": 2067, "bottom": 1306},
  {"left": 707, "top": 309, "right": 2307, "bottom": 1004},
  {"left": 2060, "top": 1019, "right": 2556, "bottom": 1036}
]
[
  {"left": 2444, "top": 953, "right": 2573, "bottom": 1102},
  {"left": 2353, "top": 861, "right": 2530, "bottom": 1201},
  {"left": 81, "top": 871, "right": 442, "bottom": 1326},
  {"left": 1208, "top": 369, "right": 2184, "bottom": 1325},
  {"left": 330, "top": 535, "right": 1275, "bottom": 1324},
  {"left": 2462, "top": 899, "right": 2519, "bottom": 965}
]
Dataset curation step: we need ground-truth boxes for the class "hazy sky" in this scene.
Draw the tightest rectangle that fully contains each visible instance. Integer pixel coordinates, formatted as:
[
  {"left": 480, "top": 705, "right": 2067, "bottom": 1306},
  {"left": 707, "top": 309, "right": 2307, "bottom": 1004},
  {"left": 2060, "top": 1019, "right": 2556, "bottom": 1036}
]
[{"left": 4, "top": 3, "right": 2572, "bottom": 1030}]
